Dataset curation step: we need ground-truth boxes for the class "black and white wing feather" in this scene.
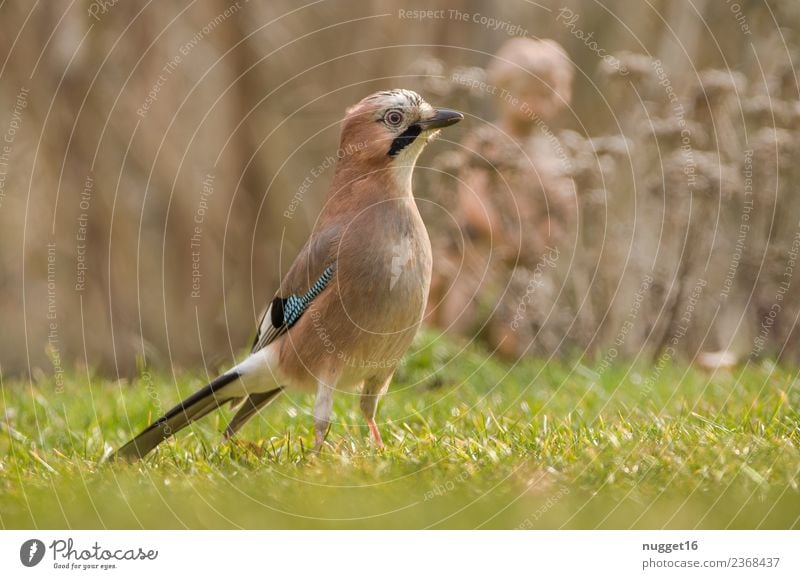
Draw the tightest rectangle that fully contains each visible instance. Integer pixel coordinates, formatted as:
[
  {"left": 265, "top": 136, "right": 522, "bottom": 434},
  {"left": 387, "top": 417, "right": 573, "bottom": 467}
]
[{"left": 251, "top": 264, "right": 335, "bottom": 352}]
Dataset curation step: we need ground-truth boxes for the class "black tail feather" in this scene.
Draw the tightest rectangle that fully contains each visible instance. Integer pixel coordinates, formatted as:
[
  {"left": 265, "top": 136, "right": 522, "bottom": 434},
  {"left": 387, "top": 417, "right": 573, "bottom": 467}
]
[
  {"left": 223, "top": 388, "right": 283, "bottom": 439},
  {"left": 113, "top": 371, "right": 241, "bottom": 461}
]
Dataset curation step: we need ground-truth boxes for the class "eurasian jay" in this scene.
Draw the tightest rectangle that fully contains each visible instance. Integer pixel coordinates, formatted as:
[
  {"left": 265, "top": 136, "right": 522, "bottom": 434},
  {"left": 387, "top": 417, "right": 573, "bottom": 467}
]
[{"left": 115, "top": 89, "right": 462, "bottom": 459}]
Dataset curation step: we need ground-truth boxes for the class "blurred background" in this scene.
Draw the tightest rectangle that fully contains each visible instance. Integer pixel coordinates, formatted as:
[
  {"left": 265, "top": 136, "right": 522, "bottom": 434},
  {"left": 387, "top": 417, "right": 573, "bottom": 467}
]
[{"left": 0, "top": 0, "right": 799, "bottom": 378}]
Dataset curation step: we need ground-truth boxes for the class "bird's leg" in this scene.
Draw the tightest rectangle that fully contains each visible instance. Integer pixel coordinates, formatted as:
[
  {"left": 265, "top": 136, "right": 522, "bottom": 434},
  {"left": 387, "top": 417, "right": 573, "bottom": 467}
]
[
  {"left": 367, "top": 417, "right": 384, "bottom": 449},
  {"left": 313, "top": 381, "right": 335, "bottom": 452},
  {"left": 360, "top": 374, "right": 392, "bottom": 450}
]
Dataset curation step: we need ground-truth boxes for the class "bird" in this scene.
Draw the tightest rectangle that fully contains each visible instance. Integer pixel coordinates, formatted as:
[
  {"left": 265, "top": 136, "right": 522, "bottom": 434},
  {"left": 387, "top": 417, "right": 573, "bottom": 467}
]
[{"left": 114, "top": 89, "right": 463, "bottom": 460}]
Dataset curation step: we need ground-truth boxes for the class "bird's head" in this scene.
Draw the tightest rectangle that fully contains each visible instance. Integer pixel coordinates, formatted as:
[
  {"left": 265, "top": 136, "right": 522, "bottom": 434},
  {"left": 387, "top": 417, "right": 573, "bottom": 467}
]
[{"left": 336, "top": 89, "right": 463, "bottom": 190}]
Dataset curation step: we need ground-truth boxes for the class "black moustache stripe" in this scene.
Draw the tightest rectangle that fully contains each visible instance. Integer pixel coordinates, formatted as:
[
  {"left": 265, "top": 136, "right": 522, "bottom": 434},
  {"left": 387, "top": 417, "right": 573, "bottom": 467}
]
[{"left": 387, "top": 124, "right": 422, "bottom": 157}]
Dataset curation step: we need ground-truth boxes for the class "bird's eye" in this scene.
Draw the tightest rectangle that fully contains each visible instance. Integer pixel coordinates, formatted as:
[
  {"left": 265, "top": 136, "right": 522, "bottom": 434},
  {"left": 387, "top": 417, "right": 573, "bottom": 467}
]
[{"left": 385, "top": 110, "right": 404, "bottom": 127}]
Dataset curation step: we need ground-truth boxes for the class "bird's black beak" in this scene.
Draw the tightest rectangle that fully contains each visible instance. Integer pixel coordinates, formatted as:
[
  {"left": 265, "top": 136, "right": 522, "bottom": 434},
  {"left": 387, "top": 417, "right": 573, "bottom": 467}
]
[{"left": 419, "top": 108, "right": 464, "bottom": 130}]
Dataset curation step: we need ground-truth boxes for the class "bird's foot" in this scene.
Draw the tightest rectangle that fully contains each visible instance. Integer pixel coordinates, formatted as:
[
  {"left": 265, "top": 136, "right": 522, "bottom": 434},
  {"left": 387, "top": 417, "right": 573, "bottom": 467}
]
[
  {"left": 313, "top": 433, "right": 325, "bottom": 453},
  {"left": 367, "top": 418, "right": 385, "bottom": 450},
  {"left": 313, "top": 423, "right": 331, "bottom": 453}
]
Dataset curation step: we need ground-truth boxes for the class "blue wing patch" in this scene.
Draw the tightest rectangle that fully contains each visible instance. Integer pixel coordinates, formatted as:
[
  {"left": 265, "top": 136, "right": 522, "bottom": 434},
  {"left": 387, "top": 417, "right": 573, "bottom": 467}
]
[{"left": 253, "top": 265, "right": 335, "bottom": 351}]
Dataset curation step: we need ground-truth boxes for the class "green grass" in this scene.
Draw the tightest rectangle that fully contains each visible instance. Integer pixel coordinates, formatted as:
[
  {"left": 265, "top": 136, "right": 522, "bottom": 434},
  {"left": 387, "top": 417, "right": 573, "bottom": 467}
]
[{"left": 1, "top": 330, "right": 799, "bottom": 529}]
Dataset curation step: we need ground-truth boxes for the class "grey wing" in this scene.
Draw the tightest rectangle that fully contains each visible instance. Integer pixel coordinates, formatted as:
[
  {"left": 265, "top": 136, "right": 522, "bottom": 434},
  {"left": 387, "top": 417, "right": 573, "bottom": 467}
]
[
  {"left": 250, "top": 273, "right": 331, "bottom": 352},
  {"left": 250, "top": 228, "right": 338, "bottom": 353}
]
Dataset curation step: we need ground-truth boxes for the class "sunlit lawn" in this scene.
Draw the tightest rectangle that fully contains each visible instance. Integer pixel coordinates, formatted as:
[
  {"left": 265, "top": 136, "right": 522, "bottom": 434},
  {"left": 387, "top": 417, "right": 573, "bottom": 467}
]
[{"left": 1, "top": 330, "right": 799, "bottom": 529}]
